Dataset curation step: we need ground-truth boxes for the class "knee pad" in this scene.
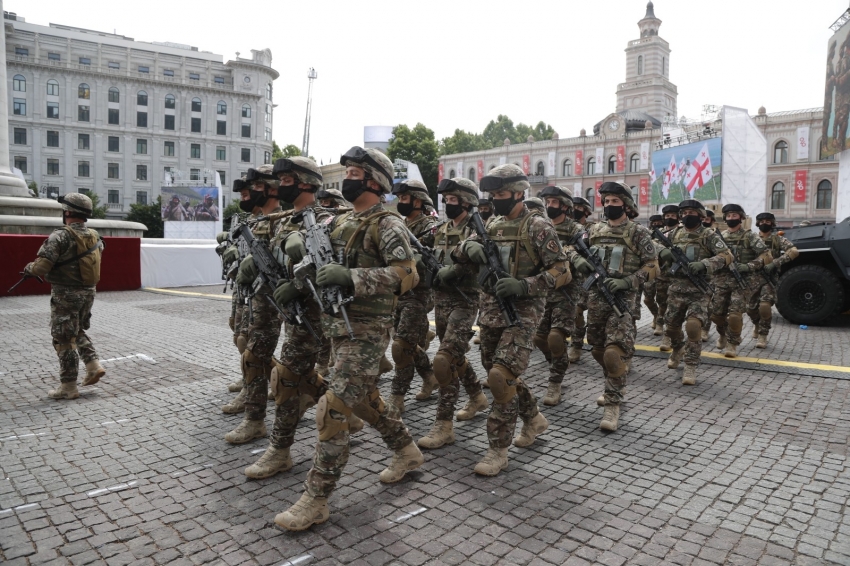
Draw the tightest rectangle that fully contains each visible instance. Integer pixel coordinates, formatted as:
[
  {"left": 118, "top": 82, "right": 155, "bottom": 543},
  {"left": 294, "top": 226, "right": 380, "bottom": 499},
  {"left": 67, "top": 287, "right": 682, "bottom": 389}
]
[
  {"left": 391, "top": 338, "right": 415, "bottom": 369},
  {"left": 53, "top": 339, "right": 77, "bottom": 353},
  {"left": 759, "top": 302, "right": 772, "bottom": 320},
  {"left": 685, "top": 318, "right": 702, "bottom": 342},
  {"left": 228, "top": 316, "right": 235, "bottom": 331},
  {"left": 298, "top": 371, "right": 325, "bottom": 400},
  {"left": 241, "top": 350, "right": 267, "bottom": 385},
  {"left": 728, "top": 313, "right": 743, "bottom": 334},
  {"left": 532, "top": 333, "right": 550, "bottom": 355},
  {"left": 591, "top": 347, "right": 606, "bottom": 368},
  {"left": 352, "top": 389, "right": 386, "bottom": 426},
  {"left": 548, "top": 329, "right": 568, "bottom": 358},
  {"left": 487, "top": 364, "right": 517, "bottom": 404},
  {"left": 236, "top": 335, "right": 248, "bottom": 354},
  {"left": 603, "top": 346, "right": 627, "bottom": 378},
  {"left": 316, "top": 391, "right": 352, "bottom": 441},
  {"left": 269, "top": 359, "right": 299, "bottom": 406},
  {"left": 433, "top": 351, "right": 456, "bottom": 387}
]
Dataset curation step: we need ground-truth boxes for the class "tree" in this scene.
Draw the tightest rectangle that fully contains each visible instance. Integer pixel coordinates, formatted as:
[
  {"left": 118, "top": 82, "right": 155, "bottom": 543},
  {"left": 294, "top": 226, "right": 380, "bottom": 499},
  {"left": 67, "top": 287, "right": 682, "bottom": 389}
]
[
  {"left": 272, "top": 141, "right": 302, "bottom": 163},
  {"left": 440, "top": 129, "right": 488, "bottom": 156},
  {"left": 272, "top": 141, "right": 283, "bottom": 163},
  {"left": 222, "top": 199, "right": 242, "bottom": 231},
  {"left": 88, "top": 193, "right": 109, "bottom": 219},
  {"left": 387, "top": 123, "right": 440, "bottom": 200},
  {"left": 481, "top": 114, "right": 519, "bottom": 148},
  {"left": 124, "top": 196, "right": 164, "bottom": 238},
  {"left": 28, "top": 181, "right": 38, "bottom": 197}
]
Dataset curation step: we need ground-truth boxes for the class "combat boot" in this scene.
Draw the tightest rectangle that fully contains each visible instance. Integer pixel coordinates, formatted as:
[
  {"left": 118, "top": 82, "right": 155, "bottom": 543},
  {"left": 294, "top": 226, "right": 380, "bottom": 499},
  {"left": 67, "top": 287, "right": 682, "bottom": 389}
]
[
  {"left": 753, "top": 326, "right": 759, "bottom": 339},
  {"left": 667, "top": 347, "right": 684, "bottom": 369},
  {"left": 417, "top": 420, "right": 455, "bottom": 449},
  {"left": 568, "top": 344, "right": 583, "bottom": 363},
  {"left": 600, "top": 404, "right": 620, "bottom": 432},
  {"left": 227, "top": 381, "right": 243, "bottom": 393},
  {"left": 48, "top": 381, "right": 79, "bottom": 400},
  {"left": 514, "top": 412, "right": 549, "bottom": 447},
  {"left": 388, "top": 393, "right": 405, "bottom": 414},
  {"left": 596, "top": 388, "right": 626, "bottom": 407},
  {"left": 474, "top": 448, "right": 508, "bottom": 476},
  {"left": 701, "top": 329, "right": 709, "bottom": 342},
  {"left": 224, "top": 418, "right": 267, "bottom": 444},
  {"left": 425, "top": 329, "right": 436, "bottom": 350},
  {"left": 542, "top": 382, "right": 561, "bottom": 406},
  {"left": 83, "top": 360, "right": 106, "bottom": 386},
  {"left": 349, "top": 414, "right": 365, "bottom": 434},
  {"left": 724, "top": 343, "right": 737, "bottom": 358},
  {"left": 274, "top": 493, "right": 329, "bottom": 532},
  {"left": 756, "top": 334, "right": 768, "bottom": 349},
  {"left": 473, "top": 334, "right": 480, "bottom": 345},
  {"left": 716, "top": 334, "right": 727, "bottom": 350},
  {"left": 244, "top": 447, "right": 292, "bottom": 479},
  {"left": 221, "top": 389, "right": 247, "bottom": 414},
  {"left": 653, "top": 322, "right": 664, "bottom": 337},
  {"left": 682, "top": 364, "right": 697, "bottom": 385},
  {"left": 379, "top": 442, "right": 424, "bottom": 483},
  {"left": 414, "top": 372, "right": 438, "bottom": 401},
  {"left": 455, "top": 391, "right": 489, "bottom": 421},
  {"left": 659, "top": 335, "right": 672, "bottom": 352},
  {"left": 651, "top": 319, "right": 657, "bottom": 330},
  {"left": 379, "top": 355, "right": 393, "bottom": 375}
]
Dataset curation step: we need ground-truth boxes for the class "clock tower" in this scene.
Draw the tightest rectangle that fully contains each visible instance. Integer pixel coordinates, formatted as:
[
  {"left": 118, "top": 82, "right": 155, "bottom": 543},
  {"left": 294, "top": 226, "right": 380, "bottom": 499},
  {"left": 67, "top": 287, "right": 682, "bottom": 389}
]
[{"left": 615, "top": 2, "right": 678, "bottom": 123}]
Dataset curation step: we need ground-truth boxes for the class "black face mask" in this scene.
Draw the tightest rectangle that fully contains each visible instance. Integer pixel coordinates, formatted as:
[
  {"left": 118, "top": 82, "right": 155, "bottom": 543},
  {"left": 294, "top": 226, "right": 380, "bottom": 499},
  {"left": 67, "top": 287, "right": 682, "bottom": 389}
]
[
  {"left": 397, "top": 201, "right": 416, "bottom": 217},
  {"left": 445, "top": 203, "right": 465, "bottom": 219},
  {"left": 479, "top": 210, "right": 492, "bottom": 221},
  {"left": 650, "top": 223, "right": 663, "bottom": 231},
  {"left": 682, "top": 215, "right": 702, "bottom": 229},
  {"left": 546, "top": 206, "right": 564, "bottom": 220},
  {"left": 573, "top": 210, "right": 585, "bottom": 221},
  {"left": 726, "top": 218, "right": 742, "bottom": 228},
  {"left": 277, "top": 184, "right": 301, "bottom": 204},
  {"left": 757, "top": 223, "right": 773, "bottom": 233},
  {"left": 492, "top": 196, "right": 518, "bottom": 216},
  {"left": 604, "top": 205, "right": 625, "bottom": 221},
  {"left": 702, "top": 221, "right": 713, "bottom": 228},
  {"left": 663, "top": 217, "right": 678, "bottom": 227},
  {"left": 239, "top": 191, "right": 267, "bottom": 213},
  {"left": 342, "top": 179, "right": 368, "bottom": 203}
]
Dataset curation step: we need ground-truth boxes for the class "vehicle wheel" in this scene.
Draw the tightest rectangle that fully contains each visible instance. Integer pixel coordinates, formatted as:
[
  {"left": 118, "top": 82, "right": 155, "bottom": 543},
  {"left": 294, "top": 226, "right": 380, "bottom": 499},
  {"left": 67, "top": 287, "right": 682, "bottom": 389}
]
[{"left": 776, "top": 265, "right": 845, "bottom": 325}]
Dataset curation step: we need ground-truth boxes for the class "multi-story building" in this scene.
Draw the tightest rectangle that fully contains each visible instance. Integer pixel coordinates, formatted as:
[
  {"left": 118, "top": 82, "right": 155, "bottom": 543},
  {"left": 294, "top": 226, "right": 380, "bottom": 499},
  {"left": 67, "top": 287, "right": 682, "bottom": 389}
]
[{"left": 6, "top": 12, "right": 278, "bottom": 218}]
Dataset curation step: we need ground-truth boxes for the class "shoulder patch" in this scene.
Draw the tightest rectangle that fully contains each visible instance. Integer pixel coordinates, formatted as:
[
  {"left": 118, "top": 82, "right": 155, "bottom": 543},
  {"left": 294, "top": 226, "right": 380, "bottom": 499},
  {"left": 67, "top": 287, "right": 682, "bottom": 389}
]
[
  {"left": 393, "top": 246, "right": 407, "bottom": 260},
  {"left": 546, "top": 239, "right": 560, "bottom": 253},
  {"left": 644, "top": 240, "right": 655, "bottom": 254}
]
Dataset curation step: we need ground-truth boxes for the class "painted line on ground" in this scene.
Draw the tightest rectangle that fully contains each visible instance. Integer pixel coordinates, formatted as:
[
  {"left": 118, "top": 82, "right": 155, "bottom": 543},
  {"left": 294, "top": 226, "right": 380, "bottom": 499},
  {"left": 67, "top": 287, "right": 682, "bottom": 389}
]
[
  {"left": 633, "top": 344, "right": 850, "bottom": 373},
  {"left": 0, "top": 503, "right": 40, "bottom": 516},
  {"left": 100, "top": 419, "right": 130, "bottom": 426},
  {"left": 279, "top": 554, "right": 313, "bottom": 566},
  {"left": 391, "top": 507, "right": 427, "bottom": 523},
  {"left": 86, "top": 481, "right": 137, "bottom": 497},
  {"left": 1, "top": 433, "right": 47, "bottom": 441},
  {"left": 144, "top": 287, "right": 231, "bottom": 301}
]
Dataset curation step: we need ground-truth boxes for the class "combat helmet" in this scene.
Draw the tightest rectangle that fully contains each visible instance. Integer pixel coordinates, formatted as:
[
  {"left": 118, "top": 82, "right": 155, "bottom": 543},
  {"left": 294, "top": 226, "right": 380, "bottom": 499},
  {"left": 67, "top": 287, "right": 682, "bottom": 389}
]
[
  {"left": 340, "top": 146, "right": 395, "bottom": 193},
  {"left": 437, "top": 177, "right": 479, "bottom": 207},
  {"left": 524, "top": 197, "right": 545, "bottom": 212},
  {"left": 479, "top": 163, "right": 530, "bottom": 194},
  {"left": 245, "top": 165, "right": 280, "bottom": 190},
  {"left": 272, "top": 156, "right": 323, "bottom": 188},
  {"left": 392, "top": 179, "right": 434, "bottom": 210},
  {"left": 598, "top": 181, "right": 637, "bottom": 217},
  {"left": 678, "top": 199, "right": 706, "bottom": 217},
  {"left": 58, "top": 193, "right": 93, "bottom": 218},
  {"left": 316, "top": 188, "right": 348, "bottom": 208},
  {"left": 721, "top": 203, "right": 747, "bottom": 220},
  {"left": 538, "top": 185, "right": 574, "bottom": 210}
]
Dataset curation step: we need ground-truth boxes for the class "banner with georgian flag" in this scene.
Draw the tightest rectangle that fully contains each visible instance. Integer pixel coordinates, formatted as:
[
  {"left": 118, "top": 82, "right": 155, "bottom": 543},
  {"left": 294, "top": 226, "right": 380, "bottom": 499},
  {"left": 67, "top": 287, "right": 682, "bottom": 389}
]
[
  {"left": 794, "top": 170, "right": 808, "bottom": 203},
  {"left": 650, "top": 137, "right": 723, "bottom": 205}
]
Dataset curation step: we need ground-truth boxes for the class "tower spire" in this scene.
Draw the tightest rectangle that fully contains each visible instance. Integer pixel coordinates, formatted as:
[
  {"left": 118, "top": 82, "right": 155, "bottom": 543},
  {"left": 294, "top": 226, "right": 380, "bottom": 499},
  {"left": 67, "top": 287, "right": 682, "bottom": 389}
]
[{"left": 645, "top": 1, "right": 656, "bottom": 19}]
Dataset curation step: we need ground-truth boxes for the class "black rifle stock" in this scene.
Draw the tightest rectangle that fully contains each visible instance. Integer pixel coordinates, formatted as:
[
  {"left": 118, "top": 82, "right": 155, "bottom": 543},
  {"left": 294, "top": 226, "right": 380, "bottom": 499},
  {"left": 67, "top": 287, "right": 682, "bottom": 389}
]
[
  {"left": 652, "top": 228, "right": 715, "bottom": 293},
  {"left": 404, "top": 226, "right": 472, "bottom": 303},
  {"left": 468, "top": 211, "right": 521, "bottom": 327},
  {"left": 713, "top": 231, "right": 747, "bottom": 289},
  {"left": 7, "top": 272, "right": 44, "bottom": 293},
  {"left": 570, "top": 233, "right": 630, "bottom": 318}
]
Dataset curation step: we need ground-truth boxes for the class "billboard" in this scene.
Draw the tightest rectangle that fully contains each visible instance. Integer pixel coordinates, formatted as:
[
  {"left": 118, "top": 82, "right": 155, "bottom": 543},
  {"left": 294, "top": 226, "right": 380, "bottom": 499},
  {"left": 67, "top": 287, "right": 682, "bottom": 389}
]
[
  {"left": 821, "top": 22, "right": 850, "bottom": 159},
  {"left": 161, "top": 185, "right": 219, "bottom": 221},
  {"left": 650, "top": 137, "right": 722, "bottom": 206}
]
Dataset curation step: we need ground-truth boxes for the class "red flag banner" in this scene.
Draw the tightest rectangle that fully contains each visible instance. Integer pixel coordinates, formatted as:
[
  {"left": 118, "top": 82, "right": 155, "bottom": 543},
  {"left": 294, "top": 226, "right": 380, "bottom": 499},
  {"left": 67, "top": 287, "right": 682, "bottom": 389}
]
[
  {"left": 438, "top": 163, "right": 444, "bottom": 183},
  {"left": 477, "top": 160, "right": 484, "bottom": 181},
  {"left": 575, "top": 150, "right": 583, "bottom": 175},
  {"left": 522, "top": 155, "right": 530, "bottom": 175},
  {"left": 639, "top": 178, "right": 649, "bottom": 206},
  {"left": 617, "top": 146, "right": 625, "bottom": 173},
  {"left": 794, "top": 170, "right": 808, "bottom": 203},
  {"left": 594, "top": 180, "right": 603, "bottom": 208}
]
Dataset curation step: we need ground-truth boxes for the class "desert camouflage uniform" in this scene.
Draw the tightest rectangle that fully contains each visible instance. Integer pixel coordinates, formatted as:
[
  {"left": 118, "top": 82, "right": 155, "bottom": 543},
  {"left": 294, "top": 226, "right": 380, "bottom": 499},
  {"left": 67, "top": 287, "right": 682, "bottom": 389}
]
[
  {"left": 571, "top": 219, "right": 595, "bottom": 351},
  {"left": 229, "top": 213, "right": 259, "bottom": 351},
  {"left": 748, "top": 231, "right": 797, "bottom": 336},
  {"left": 305, "top": 203, "right": 417, "bottom": 498},
  {"left": 653, "top": 226, "right": 677, "bottom": 328}
]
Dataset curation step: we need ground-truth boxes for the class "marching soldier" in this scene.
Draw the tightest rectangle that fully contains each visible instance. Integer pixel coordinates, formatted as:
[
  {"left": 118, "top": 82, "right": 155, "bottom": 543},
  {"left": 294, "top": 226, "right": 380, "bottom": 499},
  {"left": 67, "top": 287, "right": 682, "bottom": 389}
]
[
  {"left": 656, "top": 204, "right": 680, "bottom": 348},
  {"left": 316, "top": 187, "right": 349, "bottom": 210},
  {"left": 642, "top": 214, "right": 665, "bottom": 333},
  {"left": 699, "top": 209, "right": 718, "bottom": 342},
  {"left": 568, "top": 195, "right": 595, "bottom": 363},
  {"left": 23, "top": 193, "right": 106, "bottom": 399},
  {"left": 477, "top": 198, "right": 494, "bottom": 222},
  {"left": 523, "top": 196, "right": 546, "bottom": 214}
]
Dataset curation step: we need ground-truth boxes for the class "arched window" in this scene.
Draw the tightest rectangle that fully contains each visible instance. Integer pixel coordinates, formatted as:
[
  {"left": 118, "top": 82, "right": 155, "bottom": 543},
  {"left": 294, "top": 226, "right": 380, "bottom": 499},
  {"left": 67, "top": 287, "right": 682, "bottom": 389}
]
[
  {"left": 78, "top": 83, "right": 90, "bottom": 99},
  {"left": 448, "top": 169, "right": 455, "bottom": 178},
  {"left": 608, "top": 155, "right": 617, "bottom": 174},
  {"left": 217, "top": 101, "right": 227, "bottom": 115},
  {"left": 137, "top": 90, "right": 148, "bottom": 106},
  {"left": 266, "top": 83, "right": 272, "bottom": 99},
  {"left": 165, "top": 94, "right": 176, "bottom": 109},
  {"left": 771, "top": 181, "right": 786, "bottom": 209},
  {"left": 773, "top": 141, "right": 788, "bottom": 164},
  {"left": 12, "top": 74, "right": 25, "bottom": 92},
  {"left": 816, "top": 180, "right": 833, "bottom": 209},
  {"left": 637, "top": 56, "right": 643, "bottom": 76},
  {"left": 563, "top": 158, "right": 572, "bottom": 177},
  {"left": 242, "top": 104, "right": 252, "bottom": 118},
  {"left": 468, "top": 167, "right": 476, "bottom": 181},
  {"left": 586, "top": 157, "right": 596, "bottom": 175},
  {"left": 108, "top": 87, "right": 119, "bottom": 103},
  {"left": 585, "top": 188, "right": 595, "bottom": 210},
  {"left": 536, "top": 161, "right": 545, "bottom": 175},
  {"left": 629, "top": 153, "right": 640, "bottom": 173},
  {"left": 191, "top": 97, "right": 202, "bottom": 112},
  {"left": 46, "top": 79, "right": 59, "bottom": 96}
]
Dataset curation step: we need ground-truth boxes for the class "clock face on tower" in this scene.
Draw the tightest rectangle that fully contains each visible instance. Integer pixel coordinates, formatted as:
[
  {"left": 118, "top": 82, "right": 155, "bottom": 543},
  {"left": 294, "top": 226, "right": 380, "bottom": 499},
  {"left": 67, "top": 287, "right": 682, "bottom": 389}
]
[{"left": 608, "top": 119, "right": 621, "bottom": 131}]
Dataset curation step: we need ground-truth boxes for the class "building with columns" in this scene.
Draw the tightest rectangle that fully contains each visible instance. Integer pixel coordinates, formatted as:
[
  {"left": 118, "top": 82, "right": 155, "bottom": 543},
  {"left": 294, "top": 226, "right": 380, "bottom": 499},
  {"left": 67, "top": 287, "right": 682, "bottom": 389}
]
[
  {"left": 438, "top": 2, "right": 838, "bottom": 227},
  {"left": 5, "top": 12, "right": 277, "bottom": 218}
]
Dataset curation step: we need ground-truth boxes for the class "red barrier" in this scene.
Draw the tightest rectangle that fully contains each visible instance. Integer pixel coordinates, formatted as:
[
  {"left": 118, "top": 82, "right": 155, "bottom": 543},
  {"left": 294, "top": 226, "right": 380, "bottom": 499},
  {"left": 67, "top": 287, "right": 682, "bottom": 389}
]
[{"left": 1, "top": 234, "right": 141, "bottom": 296}]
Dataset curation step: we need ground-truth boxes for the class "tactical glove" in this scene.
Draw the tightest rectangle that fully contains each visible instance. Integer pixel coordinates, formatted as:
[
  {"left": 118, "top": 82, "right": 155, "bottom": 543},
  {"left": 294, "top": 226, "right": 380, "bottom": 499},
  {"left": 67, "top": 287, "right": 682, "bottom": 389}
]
[
  {"left": 764, "top": 262, "right": 778, "bottom": 275},
  {"left": 216, "top": 231, "right": 229, "bottom": 244},
  {"left": 414, "top": 254, "right": 425, "bottom": 273},
  {"left": 273, "top": 281, "right": 300, "bottom": 306},
  {"left": 464, "top": 241, "right": 488, "bottom": 265},
  {"left": 236, "top": 256, "right": 258, "bottom": 287},
  {"left": 284, "top": 234, "right": 307, "bottom": 264},
  {"left": 603, "top": 277, "right": 631, "bottom": 294},
  {"left": 222, "top": 246, "right": 238, "bottom": 266},
  {"left": 736, "top": 263, "right": 751, "bottom": 274},
  {"left": 436, "top": 265, "right": 459, "bottom": 285},
  {"left": 688, "top": 261, "right": 707, "bottom": 275},
  {"left": 572, "top": 256, "right": 593, "bottom": 275},
  {"left": 316, "top": 264, "right": 353, "bottom": 288},
  {"left": 658, "top": 248, "right": 674, "bottom": 266},
  {"left": 495, "top": 277, "right": 527, "bottom": 298}
]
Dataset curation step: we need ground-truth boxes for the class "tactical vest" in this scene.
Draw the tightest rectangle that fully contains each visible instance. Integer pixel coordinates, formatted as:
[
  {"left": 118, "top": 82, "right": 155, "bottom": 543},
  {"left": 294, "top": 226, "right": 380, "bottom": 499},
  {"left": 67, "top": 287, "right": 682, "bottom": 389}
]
[
  {"left": 435, "top": 216, "right": 479, "bottom": 290},
  {"left": 669, "top": 226, "right": 715, "bottom": 263},
  {"left": 554, "top": 220, "right": 582, "bottom": 248},
  {"left": 330, "top": 209, "right": 396, "bottom": 317},
  {"left": 762, "top": 233, "right": 783, "bottom": 257},
  {"left": 722, "top": 229, "right": 760, "bottom": 264},
  {"left": 587, "top": 221, "right": 643, "bottom": 277},
  {"left": 486, "top": 210, "right": 542, "bottom": 279},
  {"left": 47, "top": 226, "right": 102, "bottom": 287},
  {"left": 407, "top": 213, "right": 437, "bottom": 280}
]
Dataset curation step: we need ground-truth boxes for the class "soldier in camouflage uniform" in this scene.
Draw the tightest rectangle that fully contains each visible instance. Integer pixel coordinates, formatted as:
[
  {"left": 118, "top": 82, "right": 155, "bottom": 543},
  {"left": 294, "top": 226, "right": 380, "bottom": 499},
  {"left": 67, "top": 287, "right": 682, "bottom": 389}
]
[
  {"left": 316, "top": 187, "right": 349, "bottom": 210},
  {"left": 568, "top": 195, "right": 595, "bottom": 363},
  {"left": 477, "top": 198, "right": 493, "bottom": 222},
  {"left": 389, "top": 180, "right": 438, "bottom": 411},
  {"left": 656, "top": 204, "right": 680, "bottom": 349},
  {"left": 572, "top": 182, "right": 657, "bottom": 432},
  {"left": 699, "top": 210, "right": 718, "bottom": 342},
  {"left": 659, "top": 200, "right": 732, "bottom": 385},
  {"left": 23, "top": 193, "right": 106, "bottom": 400},
  {"left": 710, "top": 204, "right": 771, "bottom": 358},
  {"left": 416, "top": 178, "right": 488, "bottom": 449},
  {"left": 220, "top": 166, "right": 285, "bottom": 443},
  {"left": 748, "top": 212, "right": 799, "bottom": 348},
  {"left": 524, "top": 196, "right": 546, "bottom": 214},
  {"left": 449, "top": 164, "right": 571, "bottom": 476},
  {"left": 642, "top": 214, "right": 665, "bottom": 331},
  {"left": 275, "top": 147, "right": 423, "bottom": 531},
  {"left": 533, "top": 186, "right": 583, "bottom": 406}
]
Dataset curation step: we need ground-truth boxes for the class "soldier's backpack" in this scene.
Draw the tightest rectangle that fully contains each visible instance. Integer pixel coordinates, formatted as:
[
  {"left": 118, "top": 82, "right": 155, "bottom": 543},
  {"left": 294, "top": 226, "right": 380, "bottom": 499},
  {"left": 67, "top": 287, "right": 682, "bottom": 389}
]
[{"left": 55, "top": 227, "right": 102, "bottom": 285}]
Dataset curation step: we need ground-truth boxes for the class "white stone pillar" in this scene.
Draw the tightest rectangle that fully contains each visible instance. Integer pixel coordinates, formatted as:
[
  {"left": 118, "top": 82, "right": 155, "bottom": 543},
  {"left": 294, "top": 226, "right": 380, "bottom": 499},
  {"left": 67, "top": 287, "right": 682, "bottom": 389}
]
[{"left": 0, "top": 1, "right": 30, "bottom": 197}]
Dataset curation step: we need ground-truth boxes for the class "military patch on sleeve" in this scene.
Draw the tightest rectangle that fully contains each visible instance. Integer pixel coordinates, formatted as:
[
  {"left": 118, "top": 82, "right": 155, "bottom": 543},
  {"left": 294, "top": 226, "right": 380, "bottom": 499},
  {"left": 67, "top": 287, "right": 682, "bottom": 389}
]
[
  {"left": 393, "top": 246, "right": 407, "bottom": 259},
  {"left": 546, "top": 239, "right": 560, "bottom": 253},
  {"left": 716, "top": 240, "right": 725, "bottom": 249},
  {"left": 644, "top": 241, "right": 655, "bottom": 254}
]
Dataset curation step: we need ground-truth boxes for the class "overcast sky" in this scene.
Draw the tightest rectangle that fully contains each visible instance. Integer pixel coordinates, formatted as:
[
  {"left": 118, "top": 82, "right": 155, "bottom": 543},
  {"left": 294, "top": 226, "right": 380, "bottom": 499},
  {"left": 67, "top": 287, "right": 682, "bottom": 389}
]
[{"left": 9, "top": 0, "right": 848, "bottom": 164}]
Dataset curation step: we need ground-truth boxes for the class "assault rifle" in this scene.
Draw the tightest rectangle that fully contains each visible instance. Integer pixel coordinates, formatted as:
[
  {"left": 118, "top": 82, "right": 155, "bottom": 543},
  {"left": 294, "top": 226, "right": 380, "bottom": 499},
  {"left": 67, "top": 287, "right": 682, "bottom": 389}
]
[
  {"left": 291, "top": 207, "right": 355, "bottom": 340},
  {"left": 404, "top": 226, "right": 471, "bottom": 302},
  {"left": 216, "top": 213, "right": 251, "bottom": 293},
  {"left": 233, "top": 223, "right": 321, "bottom": 344},
  {"left": 468, "top": 210, "right": 521, "bottom": 327},
  {"left": 714, "top": 231, "right": 747, "bottom": 289},
  {"left": 570, "top": 233, "right": 630, "bottom": 318},
  {"left": 652, "top": 228, "right": 715, "bottom": 293},
  {"left": 7, "top": 272, "right": 44, "bottom": 293}
]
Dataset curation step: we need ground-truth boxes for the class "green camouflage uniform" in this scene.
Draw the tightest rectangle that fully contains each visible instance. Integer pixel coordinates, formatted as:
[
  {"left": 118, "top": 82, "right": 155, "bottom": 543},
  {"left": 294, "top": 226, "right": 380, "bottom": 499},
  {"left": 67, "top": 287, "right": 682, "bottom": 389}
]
[
  {"left": 748, "top": 231, "right": 797, "bottom": 336},
  {"left": 653, "top": 226, "right": 677, "bottom": 328},
  {"left": 571, "top": 220, "right": 595, "bottom": 349},
  {"left": 229, "top": 213, "right": 259, "bottom": 348}
]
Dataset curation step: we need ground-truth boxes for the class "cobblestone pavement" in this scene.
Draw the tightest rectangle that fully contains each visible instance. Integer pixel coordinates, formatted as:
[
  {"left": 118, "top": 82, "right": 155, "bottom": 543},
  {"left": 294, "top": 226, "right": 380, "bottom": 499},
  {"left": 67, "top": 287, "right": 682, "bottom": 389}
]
[{"left": 1, "top": 286, "right": 849, "bottom": 566}]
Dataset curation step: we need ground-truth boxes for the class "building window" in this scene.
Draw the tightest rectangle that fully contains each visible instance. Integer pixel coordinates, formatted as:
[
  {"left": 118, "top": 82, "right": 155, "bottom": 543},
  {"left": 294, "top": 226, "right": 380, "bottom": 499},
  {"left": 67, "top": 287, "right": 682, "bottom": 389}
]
[
  {"left": 265, "top": 151, "right": 271, "bottom": 164},
  {"left": 637, "top": 55, "right": 643, "bottom": 76},
  {"left": 191, "top": 98, "right": 202, "bottom": 112},
  {"left": 533, "top": 162, "right": 543, "bottom": 176},
  {"left": 15, "top": 47, "right": 28, "bottom": 57},
  {"left": 191, "top": 118, "right": 201, "bottom": 133},
  {"left": 108, "top": 163, "right": 120, "bottom": 179},
  {"left": 108, "top": 87, "right": 120, "bottom": 102},
  {"left": 241, "top": 148, "right": 251, "bottom": 162},
  {"left": 108, "top": 61, "right": 120, "bottom": 70},
  {"left": 165, "top": 94, "right": 176, "bottom": 109},
  {"left": 164, "top": 141, "right": 175, "bottom": 156},
  {"left": 12, "top": 74, "right": 25, "bottom": 91},
  {"left": 662, "top": 57, "right": 666, "bottom": 76},
  {"left": 190, "top": 168, "right": 200, "bottom": 181},
  {"left": 136, "top": 191, "right": 148, "bottom": 205},
  {"left": 562, "top": 159, "right": 572, "bottom": 177},
  {"left": 191, "top": 144, "right": 201, "bottom": 159},
  {"left": 46, "top": 102, "right": 59, "bottom": 118},
  {"left": 47, "top": 131, "right": 59, "bottom": 147},
  {"left": 46, "top": 79, "right": 59, "bottom": 96},
  {"left": 770, "top": 181, "right": 785, "bottom": 209},
  {"left": 266, "top": 83, "right": 272, "bottom": 99},
  {"left": 136, "top": 139, "right": 147, "bottom": 154},
  {"left": 189, "top": 73, "right": 200, "bottom": 81},
  {"left": 773, "top": 141, "right": 788, "bottom": 164},
  {"left": 79, "top": 57, "right": 91, "bottom": 66},
  {"left": 13, "top": 128, "right": 26, "bottom": 145},
  {"left": 78, "top": 83, "right": 90, "bottom": 99},
  {"left": 47, "top": 159, "right": 59, "bottom": 175},
  {"left": 136, "top": 112, "right": 148, "bottom": 127},
  {"left": 78, "top": 188, "right": 90, "bottom": 195},
  {"left": 137, "top": 90, "right": 148, "bottom": 106},
  {"left": 164, "top": 115, "right": 175, "bottom": 130},
  {"left": 216, "top": 146, "right": 226, "bottom": 160},
  {"left": 48, "top": 52, "right": 60, "bottom": 62},
  {"left": 608, "top": 155, "right": 617, "bottom": 174},
  {"left": 586, "top": 157, "right": 596, "bottom": 175},
  {"left": 214, "top": 76, "right": 225, "bottom": 84},
  {"left": 78, "top": 161, "right": 90, "bottom": 177},
  {"left": 242, "top": 104, "right": 251, "bottom": 118},
  {"left": 448, "top": 169, "right": 455, "bottom": 178},
  {"left": 14, "top": 98, "right": 27, "bottom": 115},
  {"left": 108, "top": 190, "right": 120, "bottom": 204},
  {"left": 217, "top": 101, "right": 227, "bottom": 115},
  {"left": 108, "top": 109, "right": 119, "bottom": 125},
  {"left": 14, "top": 156, "right": 27, "bottom": 173},
  {"left": 585, "top": 188, "right": 595, "bottom": 209},
  {"left": 163, "top": 69, "right": 174, "bottom": 77},
  {"left": 242, "top": 124, "right": 251, "bottom": 138},
  {"left": 816, "top": 180, "right": 833, "bottom": 209},
  {"left": 629, "top": 153, "right": 640, "bottom": 173},
  {"left": 78, "top": 133, "right": 90, "bottom": 150},
  {"left": 264, "top": 127, "right": 272, "bottom": 141},
  {"left": 217, "top": 171, "right": 226, "bottom": 186},
  {"left": 217, "top": 120, "right": 227, "bottom": 135},
  {"left": 138, "top": 66, "right": 149, "bottom": 74},
  {"left": 266, "top": 103, "right": 271, "bottom": 121},
  {"left": 136, "top": 164, "right": 148, "bottom": 181},
  {"left": 108, "top": 137, "right": 120, "bottom": 152},
  {"left": 78, "top": 105, "right": 90, "bottom": 122}
]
